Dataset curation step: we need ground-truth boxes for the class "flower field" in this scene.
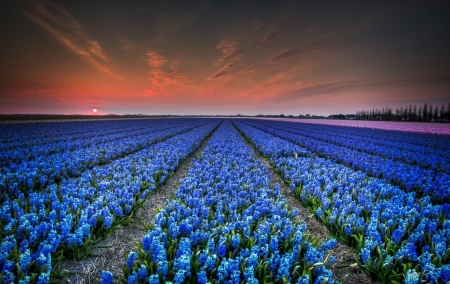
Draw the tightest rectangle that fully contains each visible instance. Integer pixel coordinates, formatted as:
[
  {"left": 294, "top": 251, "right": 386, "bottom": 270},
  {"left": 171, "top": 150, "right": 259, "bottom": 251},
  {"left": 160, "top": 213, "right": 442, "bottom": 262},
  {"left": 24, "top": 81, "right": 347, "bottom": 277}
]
[
  {"left": 1, "top": 118, "right": 449, "bottom": 283},
  {"left": 233, "top": 119, "right": 450, "bottom": 283},
  {"left": 1, "top": 118, "right": 220, "bottom": 283},
  {"left": 266, "top": 118, "right": 450, "bottom": 135}
]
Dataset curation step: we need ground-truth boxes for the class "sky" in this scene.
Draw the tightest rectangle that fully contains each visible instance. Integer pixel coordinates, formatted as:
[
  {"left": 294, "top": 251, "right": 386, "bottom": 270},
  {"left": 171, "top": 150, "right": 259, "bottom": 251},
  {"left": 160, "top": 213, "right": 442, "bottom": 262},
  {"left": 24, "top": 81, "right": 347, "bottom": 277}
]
[{"left": 1, "top": 0, "right": 449, "bottom": 116}]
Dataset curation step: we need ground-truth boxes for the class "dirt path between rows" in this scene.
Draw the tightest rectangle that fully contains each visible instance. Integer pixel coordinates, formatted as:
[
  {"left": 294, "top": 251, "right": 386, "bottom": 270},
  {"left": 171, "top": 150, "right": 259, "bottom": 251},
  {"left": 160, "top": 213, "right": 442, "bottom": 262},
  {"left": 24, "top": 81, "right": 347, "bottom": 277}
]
[
  {"left": 233, "top": 122, "right": 373, "bottom": 284},
  {"left": 59, "top": 125, "right": 219, "bottom": 283}
]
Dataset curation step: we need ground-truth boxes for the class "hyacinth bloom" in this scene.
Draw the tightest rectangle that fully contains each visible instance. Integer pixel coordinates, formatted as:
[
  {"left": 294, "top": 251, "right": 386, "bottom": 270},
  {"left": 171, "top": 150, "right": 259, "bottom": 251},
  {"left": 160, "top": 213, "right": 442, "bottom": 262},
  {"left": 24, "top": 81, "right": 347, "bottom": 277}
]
[
  {"left": 234, "top": 119, "right": 450, "bottom": 283},
  {"left": 1, "top": 119, "right": 207, "bottom": 194},
  {"left": 3, "top": 117, "right": 448, "bottom": 283},
  {"left": 270, "top": 117, "right": 450, "bottom": 135},
  {"left": 123, "top": 120, "right": 338, "bottom": 283},
  {"left": 248, "top": 119, "right": 450, "bottom": 203},
  {"left": 1, "top": 119, "right": 220, "bottom": 282}
]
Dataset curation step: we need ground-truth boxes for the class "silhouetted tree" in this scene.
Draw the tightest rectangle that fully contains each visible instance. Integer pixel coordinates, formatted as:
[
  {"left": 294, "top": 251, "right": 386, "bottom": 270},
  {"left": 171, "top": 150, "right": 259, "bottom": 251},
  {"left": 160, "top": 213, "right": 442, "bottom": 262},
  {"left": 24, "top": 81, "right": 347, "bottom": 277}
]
[
  {"left": 423, "top": 103, "right": 428, "bottom": 122},
  {"left": 429, "top": 104, "right": 433, "bottom": 121},
  {"left": 405, "top": 106, "right": 409, "bottom": 121},
  {"left": 355, "top": 103, "right": 449, "bottom": 122}
]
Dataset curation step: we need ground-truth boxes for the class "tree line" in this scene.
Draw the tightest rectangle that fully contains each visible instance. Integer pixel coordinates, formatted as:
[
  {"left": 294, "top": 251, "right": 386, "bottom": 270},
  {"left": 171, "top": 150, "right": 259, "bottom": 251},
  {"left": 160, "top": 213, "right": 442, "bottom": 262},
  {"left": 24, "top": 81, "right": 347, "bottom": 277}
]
[{"left": 356, "top": 103, "right": 450, "bottom": 122}]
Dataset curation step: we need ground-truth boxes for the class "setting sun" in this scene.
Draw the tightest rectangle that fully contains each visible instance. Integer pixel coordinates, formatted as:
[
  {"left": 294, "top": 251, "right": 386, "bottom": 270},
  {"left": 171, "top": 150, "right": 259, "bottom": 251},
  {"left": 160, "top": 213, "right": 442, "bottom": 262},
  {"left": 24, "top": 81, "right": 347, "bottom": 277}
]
[{"left": 93, "top": 108, "right": 98, "bottom": 113}]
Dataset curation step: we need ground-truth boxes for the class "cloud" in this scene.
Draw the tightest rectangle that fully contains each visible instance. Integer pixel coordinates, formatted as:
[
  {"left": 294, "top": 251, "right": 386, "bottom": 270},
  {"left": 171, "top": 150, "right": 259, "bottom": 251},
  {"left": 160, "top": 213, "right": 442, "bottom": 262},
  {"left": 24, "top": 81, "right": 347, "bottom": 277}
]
[
  {"left": 149, "top": 69, "right": 186, "bottom": 88},
  {"left": 210, "top": 70, "right": 226, "bottom": 79},
  {"left": 21, "top": 0, "right": 121, "bottom": 79},
  {"left": 263, "top": 72, "right": 293, "bottom": 85},
  {"left": 207, "top": 54, "right": 242, "bottom": 81},
  {"left": 239, "top": 68, "right": 259, "bottom": 74},
  {"left": 147, "top": 51, "right": 167, "bottom": 68},
  {"left": 276, "top": 80, "right": 366, "bottom": 101},
  {"left": 260, "top": 31, "right": 279, "bottom": 44},
  {"left": 277, "top": 75, "right": 450, "bottom": 102},
  {"left": 207, "top": 37, "right": 244, "bottom": 81},
  {"left": 141, "top": 89, "right": 177, "bottom": 101},
  {"left": 146, "top": 50, "right": 188, "bottom": 89},
  {"left": 215, "top": 38, "right": 239, "bottom": 64},
  {"left": 269, "top": 48, "right": 296, "bottom": 62},
  {"left": 241, "top": 71, "right": 294, "bottom": 97},
  {"left": 268, "top": 40, "right": 326, "bottom": 62}
]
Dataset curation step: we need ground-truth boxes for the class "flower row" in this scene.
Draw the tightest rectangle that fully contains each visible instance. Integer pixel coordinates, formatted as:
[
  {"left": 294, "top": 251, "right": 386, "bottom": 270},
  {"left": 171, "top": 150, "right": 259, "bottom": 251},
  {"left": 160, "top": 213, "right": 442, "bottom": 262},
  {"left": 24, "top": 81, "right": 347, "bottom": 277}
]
[
  {"left": 110, "top": 120, "right": 338, "bottom": 284},
  {"left": 233, "top": 120, "right": 450, "bottom": 284}
]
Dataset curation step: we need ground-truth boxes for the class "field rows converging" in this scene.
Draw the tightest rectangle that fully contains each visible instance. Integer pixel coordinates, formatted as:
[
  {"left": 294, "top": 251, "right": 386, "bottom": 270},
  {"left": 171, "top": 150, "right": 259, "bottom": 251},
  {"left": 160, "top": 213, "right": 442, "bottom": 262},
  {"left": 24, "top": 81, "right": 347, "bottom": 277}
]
[
  {"left": 261, "top": 121, "right": 450, "bottom": 171},
  {"left": 0, "top": 119, "right": 193, "bottom": 162},
  {"left": 0, "top": 119, "right": 155, "bottom": 148},
  {"left": 1, "top": 118, "right": 449, "bottom": 284},
  {"left": 244, "top": 120, "right": 450, "bottom": 204},
  {"left": 0, "top": 118, "right": 221, "bottom": 283},
  {"left": 0, "top": 119, "right": 189, "bottom": 149},
  {"left": 111, "top": 120, "right": 339, "bottom": 284},
  {"left": 233, "top": 119, "right": 450, "bottom": 283},
  {"left": 1, "top": 119, "right": 211, "bottom": 195}
]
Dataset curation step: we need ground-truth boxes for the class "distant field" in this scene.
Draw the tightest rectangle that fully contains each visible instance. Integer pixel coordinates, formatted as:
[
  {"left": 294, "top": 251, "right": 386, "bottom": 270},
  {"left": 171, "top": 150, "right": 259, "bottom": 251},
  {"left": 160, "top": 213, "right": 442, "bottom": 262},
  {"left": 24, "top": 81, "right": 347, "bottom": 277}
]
[
  {"left": 0, "top": 114, "right": 170, "bottom": 123},
  {"left": 256, "top": 117, "right": 450, "bottom": 135}
]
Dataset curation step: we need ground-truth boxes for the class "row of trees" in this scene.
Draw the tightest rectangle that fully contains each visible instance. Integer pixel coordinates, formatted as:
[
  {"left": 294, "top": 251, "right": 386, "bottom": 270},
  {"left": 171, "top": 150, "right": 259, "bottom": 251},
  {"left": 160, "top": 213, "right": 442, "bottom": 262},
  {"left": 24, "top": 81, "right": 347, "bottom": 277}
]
[{"left": 356, "top": 103, "right": 450, "bottom": 122}]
